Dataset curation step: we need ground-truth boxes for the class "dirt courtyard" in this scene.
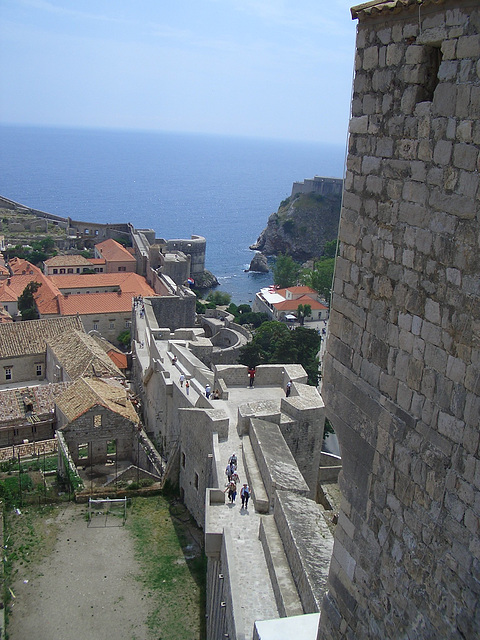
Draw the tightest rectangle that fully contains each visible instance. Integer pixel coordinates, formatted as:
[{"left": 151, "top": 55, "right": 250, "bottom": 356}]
[{"left": 6, "top": 500, "right": 204, "bottom": 640}]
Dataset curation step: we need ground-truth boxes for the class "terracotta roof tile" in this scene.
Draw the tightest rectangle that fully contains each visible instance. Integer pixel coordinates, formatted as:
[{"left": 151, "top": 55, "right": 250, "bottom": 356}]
[
  {"left": 94, "top": 239, "right": 136, "bottom": 263},
  {"left": 56, "top": 377, "right": 138, "bottom": 423},
  {"left": 0, "top": 316, "right": 84, "bottom": 358},
  {"left": 58, "top": 291, "right": 137, "bottom": 315},
  {"left": 47, "top": 330, "right": 124, "bottom": 380},
  {"left": 0, "top": 382, "right": 72, "bottom": 424},
  {"left": 44, "top": 255, "right": 93, "bottom": 267},
  {"left": 49, "top": 272, "right": 154, "bottom": 294}
]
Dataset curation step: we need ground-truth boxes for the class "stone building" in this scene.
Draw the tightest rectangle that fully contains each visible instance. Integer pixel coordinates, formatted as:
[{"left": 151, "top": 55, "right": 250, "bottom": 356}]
[
  {"left": 55, "top": 377, "right": 139, "bottom": 466},
  {"left": 0, "top": 316, "right": 84, "bottom": 386},
  {"left": 320, "top": 1, "right": 480, "bottom": 638}
]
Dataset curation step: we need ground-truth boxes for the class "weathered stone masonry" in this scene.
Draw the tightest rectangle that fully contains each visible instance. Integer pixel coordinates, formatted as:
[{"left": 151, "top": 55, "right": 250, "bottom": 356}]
[{"left": 320, "top": 1, "right": 480, "bottom": 639}]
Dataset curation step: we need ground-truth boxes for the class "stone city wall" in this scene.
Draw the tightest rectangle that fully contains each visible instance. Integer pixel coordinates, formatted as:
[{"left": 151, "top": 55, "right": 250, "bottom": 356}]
[{"left": 320, "top": 1, "right": 480, "bottom": 638}]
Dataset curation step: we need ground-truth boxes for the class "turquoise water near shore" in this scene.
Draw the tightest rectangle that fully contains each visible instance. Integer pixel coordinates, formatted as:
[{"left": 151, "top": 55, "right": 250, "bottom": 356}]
[{"left": 0, "top": 125, "right": 346, "bottom": 303}]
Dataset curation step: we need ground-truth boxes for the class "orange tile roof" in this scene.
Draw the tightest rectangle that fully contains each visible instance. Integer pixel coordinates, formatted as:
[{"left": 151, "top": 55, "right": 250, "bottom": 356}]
[
  {"left": 48, "top": 272, "right": 153, "bottom": 294},
  {"left": 88, "top": 258, "right": 106, "bottom": 265},
  {"left": 58, "top": 291, "right": 137, "bottom": 315},
  {"left": 0, "top": 282, "right": 18, "bottom": 303},
  {"left": 273, "top": 295, "right": 328, "bottom": 311},
  {"left": 9, "top": 258, "right": 42, "bottom": 276},
  {"left": 275, "top": 286, "right": 319, "bottom": 297},
  {"left": 95, "top": 239, "right": 136, "bottom": 263},
  {"left": 107, "top": 350, "right": 128, "bottom": 370}
]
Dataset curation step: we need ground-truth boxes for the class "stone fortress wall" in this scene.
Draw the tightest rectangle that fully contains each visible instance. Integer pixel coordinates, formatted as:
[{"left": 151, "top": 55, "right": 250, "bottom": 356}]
[
  {"left": 291, "top": 176, "right": 344, "bottom": 198},
  {"left": 320, "top": 1, "right": 480, "bottom": 638},
  {"left": 131, "top": 295, "right": 338, "bottom": 640},
  {"left": 0, "top": 196, "right": 207, "bottom": 278}
]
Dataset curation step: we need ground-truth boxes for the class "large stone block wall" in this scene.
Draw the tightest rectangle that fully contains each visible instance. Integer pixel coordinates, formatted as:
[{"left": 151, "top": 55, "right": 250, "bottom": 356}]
[
  {"left": 60, "top": 407, "right": 134, "bottom": 465},
  {"left": 179, "top": 407, "right": 229, "bottom": 527},
  {"left": 320, "top": 2, "right": 480, "bottom": 638}
]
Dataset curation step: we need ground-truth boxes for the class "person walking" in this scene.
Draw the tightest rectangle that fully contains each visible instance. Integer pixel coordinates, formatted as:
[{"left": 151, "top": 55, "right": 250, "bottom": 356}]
[
  {"left": 286, "top": 380, "right": 292, "bottom": 397},
  {"left": 179, "top": 374, "right": 185, "bottom": 387},
  {"left": 185, "top": 380, "right": 190, "bottom": 395},
  {"left": 225, "top": 480, "right": 237, "bottom": 503},
  {"left": 240, "top": 483, "right": 250, "bottom": 509},
  {"left": 205, "top": 383, "right": 211, "bottom": 399},
  {"left": 248, "top": 367, "right": 256, "bottom": 387}
]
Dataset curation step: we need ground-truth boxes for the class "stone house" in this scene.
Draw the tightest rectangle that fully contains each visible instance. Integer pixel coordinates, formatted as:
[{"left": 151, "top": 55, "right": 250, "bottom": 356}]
[
  {"left": 55, "top": 376, "right": 139, "bottom": 466},
  {"left": 94, "top": 238, "right": 137, "bottom": 273},
  {"left": 43, "top": 254, "right": 100, "bottom": 275},
  {"left": 0, "top": 382, "right": 71, "bottom": 447},
  {"left": 0, "top": 316, "right": 84, "bottom": 386},
  {"left": 45, "top": 330, "right": 124, "bottom": 383}
]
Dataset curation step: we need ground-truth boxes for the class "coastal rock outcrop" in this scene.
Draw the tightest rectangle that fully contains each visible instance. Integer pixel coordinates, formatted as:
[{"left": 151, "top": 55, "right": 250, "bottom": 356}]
[
  {"left": 193, "top": 270, "right": 219, "bottom": 289},
  {"left": 248, "top": 252, "right": 269, "bottom": 273},
  {"left": 250, "top": 192, "right": 341, "bottom": 262}
]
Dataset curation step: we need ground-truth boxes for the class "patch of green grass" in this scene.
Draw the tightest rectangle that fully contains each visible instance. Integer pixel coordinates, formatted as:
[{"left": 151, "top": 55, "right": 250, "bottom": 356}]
[{"left": 127, "top": 496, "right": 206, "bottom": 640}]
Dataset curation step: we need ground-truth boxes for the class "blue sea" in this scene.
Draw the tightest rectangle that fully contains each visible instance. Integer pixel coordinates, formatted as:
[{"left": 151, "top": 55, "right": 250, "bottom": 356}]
[{"left": 0, "top": 125, "right": 345, "bottom": 304}]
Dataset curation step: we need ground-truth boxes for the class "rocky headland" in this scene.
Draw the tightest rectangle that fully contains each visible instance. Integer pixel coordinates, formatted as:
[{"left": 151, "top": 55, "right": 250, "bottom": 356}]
[{"left": 250, "top": 191, "right": 341, "bottom": 263}]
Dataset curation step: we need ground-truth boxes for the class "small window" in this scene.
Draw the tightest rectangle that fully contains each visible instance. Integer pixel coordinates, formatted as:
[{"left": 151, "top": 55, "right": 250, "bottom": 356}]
[
  {"left": 419, "top": 45, "right": 442, "bottom": 103},
  {"left": 94, "top": 414, "right": 102, "bottom": 428},
  {"left": 95, "top": 230, "right": 99, "bottom": 236},
  {"left": 36, "top": 364, "right": 42, "bottom": 377},
  {"left": 125, "top": 320, "right": 131, "bottom": 328},
  {"left": 53, "top": 268, "right": 58, "bottom": 274},
  {"left": 109, "top": 321, "right": 115, "bottom": 329},
  {"left": 13, "top": 428, "right": 19, "bottom": 436},
  {"left": 194, "top": 472, "right": 199, "bottom": 490},
  {"left": 118, "top": 266, "right": 126, "bottom": 272},
  {"left": 93, "top": 322, "right": 99, "bottom": 330},
  {"left": 78, "top": 443, "right": 89, "bottom": 459},
  {"left": 60, "top": 268, "right": 65, "bottom": 274},
  {"left": 85, "top": 229, "right": 90, "bottom": 235},
  {"left": 5, "top": 368, "right": 12, "bottom": 381},
  {"left": 3, "top": 305, "right": 7, "bottom": 311},
  {"left": 76, "top": 268, "right": 80, "bottom": 273},
  {"left": 67, "top": 268, "right": 73, "bottom": 274},
  {"left": 31, "top": 426, "right": 37, "bottom": 434}
]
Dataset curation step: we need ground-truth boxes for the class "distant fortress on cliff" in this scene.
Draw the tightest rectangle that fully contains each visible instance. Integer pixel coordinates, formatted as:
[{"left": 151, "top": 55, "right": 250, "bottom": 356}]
[{"left": 291, "top": 176, "right": 343, "bottom": 198}]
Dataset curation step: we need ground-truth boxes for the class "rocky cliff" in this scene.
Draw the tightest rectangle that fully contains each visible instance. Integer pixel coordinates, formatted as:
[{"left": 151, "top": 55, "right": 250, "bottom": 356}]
[{"left": 250, "top": 192, "right": 341, "bottom": 262}]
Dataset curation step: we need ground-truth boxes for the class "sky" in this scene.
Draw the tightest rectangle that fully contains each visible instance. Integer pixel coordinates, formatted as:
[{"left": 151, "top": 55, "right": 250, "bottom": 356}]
[{"left": 0, "top": 0, "right": 358, "bottom": 144}]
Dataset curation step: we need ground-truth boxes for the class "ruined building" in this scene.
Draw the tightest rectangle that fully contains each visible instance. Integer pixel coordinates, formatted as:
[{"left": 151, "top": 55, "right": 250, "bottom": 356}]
[{"left": 320, "top": 1, "right": 480, "bottom": 638}]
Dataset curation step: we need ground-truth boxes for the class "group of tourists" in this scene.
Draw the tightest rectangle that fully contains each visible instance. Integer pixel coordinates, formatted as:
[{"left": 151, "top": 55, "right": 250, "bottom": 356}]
[{"left": 224, "top": 452, "right": 250, "bottom": 509}]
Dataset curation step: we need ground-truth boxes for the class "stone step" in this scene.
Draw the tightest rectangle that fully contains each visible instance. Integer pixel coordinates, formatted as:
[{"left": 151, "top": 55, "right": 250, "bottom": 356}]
[
  {"left": 259, "top": 514, "right": 304, "bottom": 618},
  {"left": 242, "top": 436, "right": 269, "bottom": 514}
]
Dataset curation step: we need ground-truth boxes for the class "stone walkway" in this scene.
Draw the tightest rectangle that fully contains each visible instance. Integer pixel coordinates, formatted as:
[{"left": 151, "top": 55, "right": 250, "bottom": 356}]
[
  {"left": 212, "top": 389, "right": 284, "bottom": 633},
  {"left": 133, "top": 307, "right": 287, "bottom": 632}
]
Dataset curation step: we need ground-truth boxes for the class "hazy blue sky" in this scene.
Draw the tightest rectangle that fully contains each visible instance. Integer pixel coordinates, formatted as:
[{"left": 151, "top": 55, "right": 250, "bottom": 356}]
[{"left": 0, "top": 0, "right": 357, "bottom": 144}]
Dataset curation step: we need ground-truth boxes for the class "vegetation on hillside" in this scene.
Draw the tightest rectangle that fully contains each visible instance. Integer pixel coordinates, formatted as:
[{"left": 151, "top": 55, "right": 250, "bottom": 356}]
[{"left": 6, "top": 236, "right": 58, "bottom": 267}]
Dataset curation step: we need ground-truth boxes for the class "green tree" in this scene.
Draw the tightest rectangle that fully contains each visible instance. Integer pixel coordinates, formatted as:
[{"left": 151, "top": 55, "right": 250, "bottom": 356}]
[
  {"left": 300, "top": 258, "right": 335, "bottom": 303},
  {"left": 117, "top": 329, "right": 131, "bottom": 347},
  {"left": 206, "top": 290, "right": 231, "bottom": 306},
  {"left": 18, "top": 282, "right": 41, "bottom": 320},
  {"left": 297, "top": 303, "right": 312, "bottom": 326},
  {"left": 323, "top": 239, "right": 338, "bottom": 258},
  {"left": 272, "top": 254, "right": 300, "bottom": 289},
  {"left": 238, "top": 321, "right": 320, "bottom": 385}
]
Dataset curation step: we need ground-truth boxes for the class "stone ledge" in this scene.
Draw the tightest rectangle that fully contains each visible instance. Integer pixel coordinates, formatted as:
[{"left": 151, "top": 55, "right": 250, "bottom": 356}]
[
  {"left": 259, "top": 515, "right": 304, "bottom": 618},
  {"left": 243, "top": 436, "right": 269, "bottom": 514}
]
